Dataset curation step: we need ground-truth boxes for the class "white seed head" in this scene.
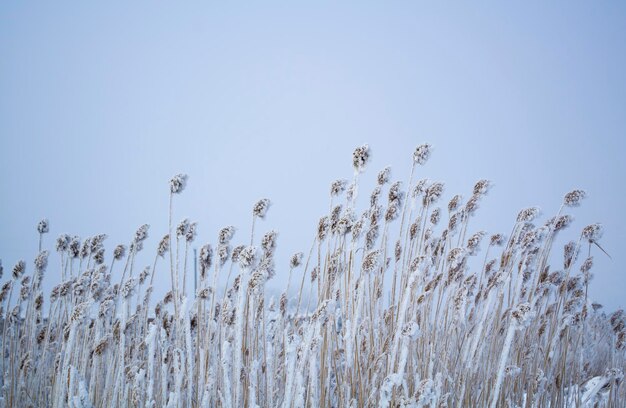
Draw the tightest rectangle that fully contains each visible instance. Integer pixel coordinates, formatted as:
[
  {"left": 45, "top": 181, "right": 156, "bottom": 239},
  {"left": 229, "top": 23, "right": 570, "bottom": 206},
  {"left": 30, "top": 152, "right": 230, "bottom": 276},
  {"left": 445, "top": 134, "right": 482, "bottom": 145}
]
[
  {"left": 290, "top": 252, "right": 304, "bottom": 268},
  {"left": 134, "top": 224, "right": 149, "bottom": 243},
  {"left": 330, "top": 179, "right": 348, "bottom": 196},
  {"left": 12, "top": 260, "right": 26, "bottom": 280},
  {"left": 34, "top": 251, "right": 49, "bottom": 272},
  {"left": 176, "top": 218, "right": 190, "bottom": 237},
  {"left": 37, "top": 219, "right": 49, "bottom": 234},
  {"left": 413, "top": 143, "right": 432, "bottom": 165},
  {"left": 473, "top": 179, "right": 491, "bottom": 196},
  {"left": 157, "top": 234, "right": 170, "bottom": 257},
  {"left": 377, "top": 167, "right": 391, "bottom": 185},
  {"left": 169, "top": 173, "right": 188, "bottom": 194},
  {"left": 362, "top": 250, "right": 381, "bottom": 273},
  {"left": 253, "top": 198, "right": 271, "bottom": 219},
  {"left": 238, "top": 246, "right": 257, "bottom": 269},
  {"left": 352, "top": 144, "right": 370, "bottom": 173},
  {"left": 582, "top": 223, "right": 603, "bottom": 243},
  {"left": 113, "top": 244, "right": 126, "bottom": 260},
  {"left": 218, "top": 226, "right": 236, "bottom": 244},
  {"left": 517, "top": 207, "right": 541, "bottom": 223},
  {"left": 564, "top": 189, "right": 586, "bottom": 207}
]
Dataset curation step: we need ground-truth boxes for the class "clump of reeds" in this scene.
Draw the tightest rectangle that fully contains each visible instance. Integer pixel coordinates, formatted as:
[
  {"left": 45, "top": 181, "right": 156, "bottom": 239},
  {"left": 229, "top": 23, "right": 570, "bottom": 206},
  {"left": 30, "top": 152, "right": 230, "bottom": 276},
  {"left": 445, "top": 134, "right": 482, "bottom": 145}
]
[{"left": 0, "top": 144, "right": 624, "bottom": 407}]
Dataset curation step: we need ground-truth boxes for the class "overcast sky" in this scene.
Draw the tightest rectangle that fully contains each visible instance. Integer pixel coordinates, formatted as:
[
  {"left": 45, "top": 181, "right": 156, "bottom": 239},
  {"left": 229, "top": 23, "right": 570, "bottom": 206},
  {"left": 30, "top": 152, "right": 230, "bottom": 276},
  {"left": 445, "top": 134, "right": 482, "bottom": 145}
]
[{"left": 1, "top": 2, "right": 625, "bottom": 310}]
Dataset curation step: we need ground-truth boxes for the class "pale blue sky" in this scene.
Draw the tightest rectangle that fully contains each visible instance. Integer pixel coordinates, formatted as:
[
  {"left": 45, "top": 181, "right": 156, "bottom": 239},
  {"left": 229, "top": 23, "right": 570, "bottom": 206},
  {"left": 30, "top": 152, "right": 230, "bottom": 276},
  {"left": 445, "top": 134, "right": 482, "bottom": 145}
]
[{"left": 1, "top": 2, "right": 625, "bottom": 310}]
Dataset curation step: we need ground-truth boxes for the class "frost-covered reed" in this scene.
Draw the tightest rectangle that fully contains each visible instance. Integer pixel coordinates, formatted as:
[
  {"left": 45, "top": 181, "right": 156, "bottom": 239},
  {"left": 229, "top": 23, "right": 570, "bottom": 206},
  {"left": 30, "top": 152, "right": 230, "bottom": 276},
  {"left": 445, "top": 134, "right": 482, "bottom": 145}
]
[{"left": 0, "top": 144, "right": 624, "bottom": 407}]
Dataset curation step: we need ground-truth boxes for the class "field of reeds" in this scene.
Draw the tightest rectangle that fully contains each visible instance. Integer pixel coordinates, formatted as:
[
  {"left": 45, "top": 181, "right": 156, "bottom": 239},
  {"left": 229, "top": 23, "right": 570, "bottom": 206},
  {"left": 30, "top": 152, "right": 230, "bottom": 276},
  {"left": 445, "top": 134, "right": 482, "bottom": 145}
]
[{"left": 0, "top": 144, "right": 624, "bottom": 407}]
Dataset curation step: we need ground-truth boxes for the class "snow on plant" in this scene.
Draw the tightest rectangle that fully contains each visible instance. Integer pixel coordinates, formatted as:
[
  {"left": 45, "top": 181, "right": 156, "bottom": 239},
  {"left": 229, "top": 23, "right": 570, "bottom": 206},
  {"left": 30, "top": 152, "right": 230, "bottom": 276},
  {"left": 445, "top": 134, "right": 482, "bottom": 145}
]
[{"left": 0, "top": 144, "right": 624, "bottom": 407}]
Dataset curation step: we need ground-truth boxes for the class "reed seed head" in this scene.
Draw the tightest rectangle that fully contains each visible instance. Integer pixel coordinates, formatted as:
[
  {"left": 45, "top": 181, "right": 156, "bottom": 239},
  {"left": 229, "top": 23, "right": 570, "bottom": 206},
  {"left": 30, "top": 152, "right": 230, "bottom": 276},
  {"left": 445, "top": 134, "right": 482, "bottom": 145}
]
[
  {"left": 238, "top": 246, "right": 257, "bottom": 269},
  {"left": 37, "top": 219, "right": 49, "bottom": 234},
  {"left": 169, "top": 173, "right": 188, "bottom": 194},
  {"left": 317, "top": 216, "right": 330, "bottom": 242},
  {"left": 423, "top": 182, "right": 444, "bottom": 206},
  {"left": 290, "top": 252, "right": 304, "bottom": 268},
  {"left": 253, "top": 198, "right": 271, "bottom": 219},
  {"left": 157, "top": 234, "right": 170, "bottom": 257},
  {"left": 231, "top": 245, "right": 245, "bottom": 263},
  {"left": 377, "top": 167, "right": 391, "bottom": 185},
  {"left": 413, "top": 143, "right": 432, "bottom": 165},
  {"left": 362, "top": 250, "right": 381, "bottom": 273},
  {"left": 553, "top": 215, "right": 573, "bottom": 232},
  {"left": 261, "top": 230, "right": 278, "bottom": 256},
  {"left": 490, "top": 233, "right": 505, "bottom": 246},
  {"left": 176, "top": 218, "right": 189, "bottom": 237},
  {"left": 517, "top": 207, "right": 541, "bottom": 223},
  {"left": 134, "top": 224, "right": 149, "bottom": 243},
  {"left": 113, "top": 244, "right": 126, "bottom": 260},
  {"left": 34, "top": 250, "right": 49, "bottom": 272},
  {"left": 12, "top": 260, "right": 25, "bottom": 280},
  {"left": 564, "top": 189, "right": 586, "bottom": 207},
  {"left": 448, "top": 195, "right": 461, "bottom": 212},
  {"left": 430, "top": 208, "right": 441, "bottom": 225},
  {"left": 56, "top": 234, "right": 70, "bottom": 252},
  {"left": 185, "top": 222, "right": 197, "bottom": 243},
  {"left": 473, "top": 179, "right": 491, "bottom": 196},
  {"left": 218, "top": 226, "right": 236, "bottom": 244},
  {"left": 352, "top": 144, "right": 370, "bottom": 173},
  {"left": 330, "top": 179, "right": 348, "bottom": 196},
  {"left": 582, "top": 223, "right": 603, "bottom": 243}
]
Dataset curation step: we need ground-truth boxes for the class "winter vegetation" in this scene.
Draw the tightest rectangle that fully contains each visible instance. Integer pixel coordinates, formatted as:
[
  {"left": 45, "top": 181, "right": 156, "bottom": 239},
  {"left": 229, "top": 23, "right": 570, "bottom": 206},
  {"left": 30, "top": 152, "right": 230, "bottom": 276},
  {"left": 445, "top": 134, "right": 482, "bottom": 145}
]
[{"left": 0, "top": 144, "right": 624, "bottom": 407}]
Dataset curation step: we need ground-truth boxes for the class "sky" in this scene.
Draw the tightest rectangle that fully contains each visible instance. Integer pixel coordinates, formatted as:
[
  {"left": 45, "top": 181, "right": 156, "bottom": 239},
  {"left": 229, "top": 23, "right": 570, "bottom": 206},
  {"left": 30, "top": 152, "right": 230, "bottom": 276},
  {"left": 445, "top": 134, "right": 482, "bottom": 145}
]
[{"left": 1, "top": 2, "right": 625, "bottom": 311}]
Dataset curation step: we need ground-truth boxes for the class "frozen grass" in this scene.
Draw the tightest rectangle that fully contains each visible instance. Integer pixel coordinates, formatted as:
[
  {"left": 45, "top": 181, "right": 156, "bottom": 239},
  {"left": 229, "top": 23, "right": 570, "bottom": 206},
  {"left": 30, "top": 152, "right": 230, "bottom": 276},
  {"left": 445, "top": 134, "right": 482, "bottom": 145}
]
[{"left": 0, "top": 144, "right": 624, "bottom": 407}]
